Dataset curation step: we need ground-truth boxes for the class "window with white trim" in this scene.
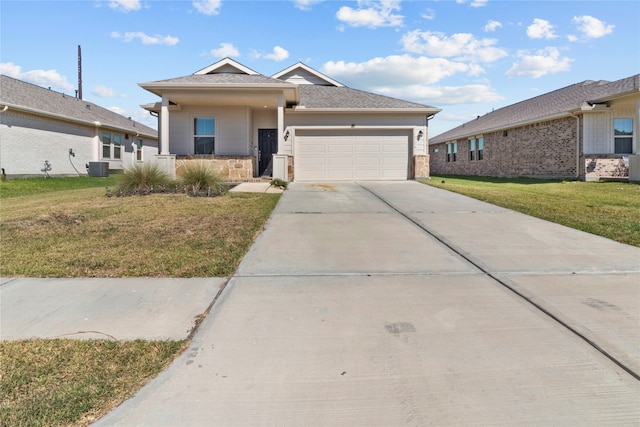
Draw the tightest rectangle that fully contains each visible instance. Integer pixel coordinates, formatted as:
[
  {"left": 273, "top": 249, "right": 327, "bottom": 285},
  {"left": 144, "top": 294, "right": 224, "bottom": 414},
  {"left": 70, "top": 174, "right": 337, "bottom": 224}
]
[
  {"left": 469, "top": 138, "right": 476, "bottom": 161},
  {"left": 614, "top": 118, "right": 633, "bottom": 154},
  {"left": 477, "top": 137, "right": 484, "bottom": 160},
  {"left": 135, "top": 138, "right": 143, "bottom": 161},
  {"left": 101, "top": 131, "right": 122, "bottom": 159},
  {"left": 194, "top": 117, "right": 215, "bottom": 155}
]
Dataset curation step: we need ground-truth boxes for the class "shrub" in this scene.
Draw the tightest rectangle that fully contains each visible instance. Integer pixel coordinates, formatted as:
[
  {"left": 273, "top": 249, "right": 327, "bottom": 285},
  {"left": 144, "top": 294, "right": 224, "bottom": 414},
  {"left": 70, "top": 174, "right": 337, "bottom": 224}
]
[
  {"left": 116, "top": 163, "right": 172, "bottom": 194},
  {"left": 270, "top": 178, "right": 288, "bottom": 189},
  {"left": 180, "top": 161, "right": 227, "bottom": 196}
]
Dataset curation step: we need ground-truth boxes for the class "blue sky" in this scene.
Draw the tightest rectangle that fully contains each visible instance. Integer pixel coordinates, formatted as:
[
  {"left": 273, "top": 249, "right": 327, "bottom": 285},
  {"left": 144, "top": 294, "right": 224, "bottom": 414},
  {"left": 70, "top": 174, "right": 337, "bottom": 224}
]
[{"left": 1, "top": 0, "right": 638, "bottom": 136}]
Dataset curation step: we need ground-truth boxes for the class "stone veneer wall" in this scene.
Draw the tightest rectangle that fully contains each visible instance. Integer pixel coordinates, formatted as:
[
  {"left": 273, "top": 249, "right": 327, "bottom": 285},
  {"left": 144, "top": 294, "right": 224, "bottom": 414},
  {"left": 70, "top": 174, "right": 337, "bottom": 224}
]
[
  {"left": 176, "top": 155, "right": 255, "bottom": 181},
  {"left": 413, "top": 155, "right": 429, "bottom": 179},
  {"left": 430, "top": 116, "right": 578, "bottom": 179},
  {"left": 582, "top": 155, "right": 629, "bottom": 180}
]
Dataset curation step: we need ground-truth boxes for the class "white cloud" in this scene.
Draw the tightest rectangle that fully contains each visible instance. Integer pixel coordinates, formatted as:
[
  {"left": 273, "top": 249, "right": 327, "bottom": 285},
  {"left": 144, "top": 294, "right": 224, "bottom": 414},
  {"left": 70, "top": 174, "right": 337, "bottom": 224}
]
[
  {"left": 377, "top": 84, "right": 504, "bottom": 106},
  {"left": 456, "top": 0, "right": 488, "bottom": 7},
  {"left": 572, "top": 15, "right": 614, "bottom": 39},
  {"left": 526, "top": 18, "right": 557, "bottom": 39},
  {"left": 111, "top": 31, "right": 179, "bottom": 46},
  {"left": 506, "top": 47, "right": 572, "bottom": 78},
  {"left": 193, "top": 0, "right": 222, "bottom": 16},
  {"left": 336, "top": 0, "right": 403, "bottom": 28},
  {"left": 421, "top": 8, "right": 435, "bottom": 20},
  {"left": 293, "top": 0, "right": 323, "bottom": 11},
  {"left": 108, "top": 0, "right": 141, "bottom": 13},
  {"left": 92, "top": 85, "right": 127, "bottom": 98},
  {"left": 264, "top": 46, "right": 290, "bottom": 62},
  {"left": 401, "top": 30, "right": 507, "bottom": 63},
  {"left": 0, "top": 62, "right": 74, "bottom": 92},
  {"left": 484, "top": 20, "right": 502, "bottom": 32},
  {"left": 210, "top": 42, "right": 240, "bottom": 58},
  {"left": 322, "top": 55, "right": 472, "bottom": 87}
]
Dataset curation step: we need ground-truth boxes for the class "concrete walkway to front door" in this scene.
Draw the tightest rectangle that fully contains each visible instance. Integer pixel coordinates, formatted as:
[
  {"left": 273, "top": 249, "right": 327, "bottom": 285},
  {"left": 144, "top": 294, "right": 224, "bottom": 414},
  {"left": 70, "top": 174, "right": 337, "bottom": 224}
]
[{"left": 96, "top": 181, "right": 640, "bottom": 426}]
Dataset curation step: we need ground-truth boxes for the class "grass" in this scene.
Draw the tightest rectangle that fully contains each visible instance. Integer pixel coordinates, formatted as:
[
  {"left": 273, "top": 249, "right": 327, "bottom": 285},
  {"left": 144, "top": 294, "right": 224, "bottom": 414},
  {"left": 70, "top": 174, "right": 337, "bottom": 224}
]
[
  {"left": 0, "top": 176, "right": 281, "bottom": 426},
  {"left": 424, "top": 175, "right": 640, "bottom": 247},
  {"left": 1, "top": 185, "right": 280, "bottom": 277},
  {"left": 0, "top": 339, "right": 187, "bottom": 427},
  {"left": 0, "top": 176, "right": 118, "bottom": 199}
]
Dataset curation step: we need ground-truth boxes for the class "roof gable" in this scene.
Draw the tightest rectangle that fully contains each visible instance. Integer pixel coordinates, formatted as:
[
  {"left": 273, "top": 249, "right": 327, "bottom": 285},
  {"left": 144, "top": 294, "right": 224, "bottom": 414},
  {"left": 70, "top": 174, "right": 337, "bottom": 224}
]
[
  {"left": 273, "top": 62, "right": 344, "bottom": 87},
  {"left": 194, "top": 57, "right": 260, "bottom": 75}
]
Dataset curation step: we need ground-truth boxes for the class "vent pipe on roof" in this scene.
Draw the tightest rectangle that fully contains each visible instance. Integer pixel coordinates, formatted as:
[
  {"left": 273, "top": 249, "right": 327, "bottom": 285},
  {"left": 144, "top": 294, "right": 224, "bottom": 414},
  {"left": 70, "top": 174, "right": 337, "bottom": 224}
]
[{"left": 77, "top": 45, "right": 83, "bottom": 100}]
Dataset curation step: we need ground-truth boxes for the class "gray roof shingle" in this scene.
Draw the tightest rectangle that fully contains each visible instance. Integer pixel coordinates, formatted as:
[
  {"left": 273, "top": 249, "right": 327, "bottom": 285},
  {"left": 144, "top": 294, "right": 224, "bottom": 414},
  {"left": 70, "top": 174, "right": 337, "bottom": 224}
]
[
  {"left": 297, "top": 85, "right": 438, "bottom": 110},
  {"left": 141, "top": 73, "right": 294, "bottom": 86},
  {"left": 430, "top": 74, "right": 640, "bottom": 144},
  {"left": 0, "top": 75, "right": 157, "bottom": 138}
]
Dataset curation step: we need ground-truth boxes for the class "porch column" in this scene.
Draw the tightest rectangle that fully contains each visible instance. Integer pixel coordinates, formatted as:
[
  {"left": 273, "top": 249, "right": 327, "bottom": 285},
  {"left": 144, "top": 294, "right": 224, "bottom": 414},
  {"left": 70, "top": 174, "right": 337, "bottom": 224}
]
[
  {"left": 160, "top": 95, "right": 170, "bottom": 155},
  {"left": 277, "top": 95, "right": 284, "bottom": 153},
  {"left": 272, "top": 94, "right": 289, "bottom": 181}
]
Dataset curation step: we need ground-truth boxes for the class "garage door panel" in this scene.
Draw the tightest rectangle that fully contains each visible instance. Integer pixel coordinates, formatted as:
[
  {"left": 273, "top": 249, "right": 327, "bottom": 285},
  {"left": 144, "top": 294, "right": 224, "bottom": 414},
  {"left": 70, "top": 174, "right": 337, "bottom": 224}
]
[
  {"left": 327, "top": 144, "right": 353, "bottom": 154},
  {"left": 296, "top": 130, "right": 409, "bottom": 181}
]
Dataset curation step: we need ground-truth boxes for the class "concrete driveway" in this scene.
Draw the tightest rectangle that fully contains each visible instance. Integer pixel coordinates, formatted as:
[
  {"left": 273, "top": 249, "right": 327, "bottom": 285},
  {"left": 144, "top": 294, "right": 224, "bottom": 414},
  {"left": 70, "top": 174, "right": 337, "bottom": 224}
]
[{"left": 97, "top": 181, "right": 639, "bottom": 426}]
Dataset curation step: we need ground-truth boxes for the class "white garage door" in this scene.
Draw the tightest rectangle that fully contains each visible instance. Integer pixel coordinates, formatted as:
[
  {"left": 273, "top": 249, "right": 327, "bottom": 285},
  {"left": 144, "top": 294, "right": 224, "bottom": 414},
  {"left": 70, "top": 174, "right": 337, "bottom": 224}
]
[{"left": 295, "top": 129, "right": 410, "bottom": 181}]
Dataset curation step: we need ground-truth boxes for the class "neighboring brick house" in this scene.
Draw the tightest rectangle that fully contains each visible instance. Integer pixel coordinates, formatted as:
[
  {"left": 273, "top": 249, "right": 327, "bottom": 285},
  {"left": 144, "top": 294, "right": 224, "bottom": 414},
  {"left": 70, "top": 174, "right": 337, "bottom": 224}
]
[
  {"left": 430, "top": 74, "right": 639, "bottom": 180},
  {"left": 0, "top": 75, "right": 158, "bottom": 178}
]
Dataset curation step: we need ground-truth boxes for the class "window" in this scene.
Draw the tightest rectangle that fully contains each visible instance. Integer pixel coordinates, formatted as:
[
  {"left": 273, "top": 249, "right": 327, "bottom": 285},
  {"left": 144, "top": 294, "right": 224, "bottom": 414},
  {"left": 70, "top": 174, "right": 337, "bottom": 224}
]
[
  {"left": 102, "top": 132, "right": 111, "bottom": 158},
  {"left": 452, "top": 142, "right": 457, "bottom": 162},
  {"left": 135, "top": 138, "right": 143, "bottom": 161},
  {"left": 478, "top": 137, "right": 484, "bottom": 160},
  {"left": 614, "top": 118, "right": 633, "bottom": 154},
  {"left": 101, "top": 131, "right": 122, "bottom": 159},
  {"left": 113, "top": 134, "right": 122, "bottom": 159},
  {"left": 469, "top": 139, "right": 476, "bottom": 161},
  {"left": 194, "top": 117, "right": 215, "bottom": 154}
]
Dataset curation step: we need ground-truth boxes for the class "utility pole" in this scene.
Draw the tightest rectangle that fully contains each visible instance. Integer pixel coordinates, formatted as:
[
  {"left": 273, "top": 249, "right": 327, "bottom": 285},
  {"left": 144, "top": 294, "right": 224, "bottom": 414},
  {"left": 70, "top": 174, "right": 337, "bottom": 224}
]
[{"left": 77, "top": 45, "right": 83, "bottom": 100}]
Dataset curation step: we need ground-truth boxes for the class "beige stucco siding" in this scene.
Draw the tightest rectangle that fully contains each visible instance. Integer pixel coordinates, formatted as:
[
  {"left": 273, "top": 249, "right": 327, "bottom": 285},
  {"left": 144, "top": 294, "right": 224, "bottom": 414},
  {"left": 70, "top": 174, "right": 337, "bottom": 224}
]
[
  {"left": 0, "top": 109, "right": 97, "bottom": 177},
  {"left": 168, "top": 106, "right": 252, "bottom": 156}
]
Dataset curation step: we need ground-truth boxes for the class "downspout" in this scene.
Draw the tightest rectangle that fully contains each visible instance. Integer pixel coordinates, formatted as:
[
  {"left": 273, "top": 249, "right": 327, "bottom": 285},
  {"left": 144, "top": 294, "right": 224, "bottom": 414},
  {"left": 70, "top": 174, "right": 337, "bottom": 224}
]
[{"left": 569, "top": 112, "right": 580, "bottom": 180}]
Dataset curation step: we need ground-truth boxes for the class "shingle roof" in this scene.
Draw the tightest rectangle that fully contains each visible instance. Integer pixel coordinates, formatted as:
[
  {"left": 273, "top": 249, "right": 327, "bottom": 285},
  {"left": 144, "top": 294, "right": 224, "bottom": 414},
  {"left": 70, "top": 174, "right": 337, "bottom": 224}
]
[
  {"left": 0, "top": 75, "right": 157, "bottom": 138},
  {"left": 141, "top": 73, "right": 294, "bottom": 86},
  {"left": 297, "top": 85, "right": 438, "bottom": 110},
  {"left": 430, "top": 74, "right": 640, "bottom": 144}
]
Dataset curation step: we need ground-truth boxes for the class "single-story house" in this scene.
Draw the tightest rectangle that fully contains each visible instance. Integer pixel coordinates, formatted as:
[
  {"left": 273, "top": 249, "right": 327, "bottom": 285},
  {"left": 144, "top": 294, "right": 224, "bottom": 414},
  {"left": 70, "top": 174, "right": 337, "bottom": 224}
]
[
  {"left": 0, "top": 75, "right": 158, "bottom": 178},
  {"left": 139, "top": 58, "right": 440, "bottom": 181},
  {"left": 429, "top": 74, "right": 640, "bottom": 181}
]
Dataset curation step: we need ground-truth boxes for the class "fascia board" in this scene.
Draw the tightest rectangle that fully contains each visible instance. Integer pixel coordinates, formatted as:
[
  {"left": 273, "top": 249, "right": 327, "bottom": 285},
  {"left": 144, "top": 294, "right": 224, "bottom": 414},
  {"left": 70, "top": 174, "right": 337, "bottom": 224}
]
[{"left": 288, "top": 107, "right": 441, "bottom": 115}]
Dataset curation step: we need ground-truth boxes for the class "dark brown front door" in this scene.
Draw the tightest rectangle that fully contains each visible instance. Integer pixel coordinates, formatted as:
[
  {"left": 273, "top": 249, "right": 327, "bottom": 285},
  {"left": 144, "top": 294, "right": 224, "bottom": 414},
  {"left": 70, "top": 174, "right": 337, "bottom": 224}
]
[{"left": 258, "top": 129, "right": 277, "bottom": 175}]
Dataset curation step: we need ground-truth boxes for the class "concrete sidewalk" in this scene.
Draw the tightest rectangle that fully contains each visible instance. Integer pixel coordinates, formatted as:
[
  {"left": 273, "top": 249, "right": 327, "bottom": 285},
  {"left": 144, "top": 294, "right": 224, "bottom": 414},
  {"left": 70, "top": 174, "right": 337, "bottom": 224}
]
[
  {"left": 0, "top": 278, "right": 225, "bottom": 341},
  {"left": 95, "top": 181, "right": 640, "bottom": 426}
]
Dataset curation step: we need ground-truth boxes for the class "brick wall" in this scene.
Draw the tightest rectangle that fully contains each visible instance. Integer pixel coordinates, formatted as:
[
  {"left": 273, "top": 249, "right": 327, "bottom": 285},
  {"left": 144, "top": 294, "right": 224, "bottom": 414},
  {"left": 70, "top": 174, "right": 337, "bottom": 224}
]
[{"left": 430, "top": 116, "right": 578, "bottom": 178}]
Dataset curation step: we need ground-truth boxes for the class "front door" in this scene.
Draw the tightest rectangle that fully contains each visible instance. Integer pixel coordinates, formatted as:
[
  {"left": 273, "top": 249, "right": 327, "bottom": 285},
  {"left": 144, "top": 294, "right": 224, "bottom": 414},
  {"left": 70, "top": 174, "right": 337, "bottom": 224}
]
[{"left": 258, "top": 129, "right": 277, "bottom": 175}]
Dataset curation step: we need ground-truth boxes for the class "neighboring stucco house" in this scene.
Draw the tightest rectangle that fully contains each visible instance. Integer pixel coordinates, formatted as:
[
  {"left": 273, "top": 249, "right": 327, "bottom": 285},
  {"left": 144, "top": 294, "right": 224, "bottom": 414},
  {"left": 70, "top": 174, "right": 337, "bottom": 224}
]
[
  {"left": 430, "top": 74, "right": 639, "bottom": 181},
  {"left": 0, "top": 75, "right": 158, "bottom": 178},
  {"left": 139, "top": 58, "right": 440, "bottom": 181}
]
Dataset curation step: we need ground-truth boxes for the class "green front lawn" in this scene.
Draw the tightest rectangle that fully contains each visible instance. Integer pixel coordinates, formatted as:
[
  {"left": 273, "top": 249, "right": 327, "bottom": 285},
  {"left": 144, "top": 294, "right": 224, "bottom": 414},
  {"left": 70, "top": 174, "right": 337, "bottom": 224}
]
[{"left": 424, "top": 176, "right": 640, "bottom": 247}]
